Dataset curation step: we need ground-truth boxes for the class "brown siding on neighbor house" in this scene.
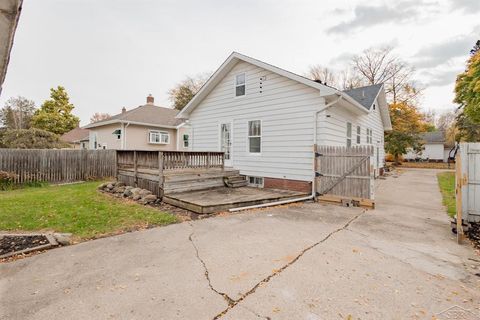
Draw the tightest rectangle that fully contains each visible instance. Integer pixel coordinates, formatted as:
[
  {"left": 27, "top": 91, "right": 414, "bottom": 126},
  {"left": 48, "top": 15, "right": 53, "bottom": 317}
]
[
  {"left": 90, "top": 123, "right": 178, "bottom": 150},
  {"left": 263, "top": 177, "right": 312, "bottom": 193}
]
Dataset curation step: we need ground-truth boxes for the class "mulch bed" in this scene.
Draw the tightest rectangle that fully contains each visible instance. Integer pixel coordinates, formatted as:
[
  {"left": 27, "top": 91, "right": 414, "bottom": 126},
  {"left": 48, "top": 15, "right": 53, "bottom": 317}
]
[
  {"left": 0, "top": 235, "right": 50, "bottom": 257},
  {"left": 467, "top": 222, "right": 480, "bottom": 249}
]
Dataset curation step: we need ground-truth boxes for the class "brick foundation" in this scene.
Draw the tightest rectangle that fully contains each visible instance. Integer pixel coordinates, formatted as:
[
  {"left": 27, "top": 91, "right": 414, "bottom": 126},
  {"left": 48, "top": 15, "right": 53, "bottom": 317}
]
[{"left": 263, "top": 177, "right": 312, "bottom": 193}]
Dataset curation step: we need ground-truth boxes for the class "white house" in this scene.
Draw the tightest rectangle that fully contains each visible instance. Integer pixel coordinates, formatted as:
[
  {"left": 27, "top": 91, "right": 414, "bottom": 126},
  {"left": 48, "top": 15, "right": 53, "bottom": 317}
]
[
  {"left": 404, "top": 131, "right": 455, "bottom": 162},
  {"left": 177, "top": 52, "right": 392, "bottom": 193}
]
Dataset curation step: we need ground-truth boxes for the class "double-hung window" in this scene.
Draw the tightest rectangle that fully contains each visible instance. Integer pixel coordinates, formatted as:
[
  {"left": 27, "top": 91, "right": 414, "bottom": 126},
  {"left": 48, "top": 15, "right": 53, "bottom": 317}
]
[
  {"left": 235, "top": 73, "right": 246, "bottom": 97},
  {"left": 366, "top": 128, "right": 373, "bottom": 144},
  {"left": 183, "top": 134, "right": 189, "bottom": 148},
  {"left": 149, "top": 131, "right": 169, "bottom": 144},
  {"left": 248, "top": 120, "right": 261, "bottom": 153},
  {"left": 346, "top": 122, "right": 352, "bottom": 147},
  {"left": 356, "top": 125, "right": 361, "bottom": 144}
]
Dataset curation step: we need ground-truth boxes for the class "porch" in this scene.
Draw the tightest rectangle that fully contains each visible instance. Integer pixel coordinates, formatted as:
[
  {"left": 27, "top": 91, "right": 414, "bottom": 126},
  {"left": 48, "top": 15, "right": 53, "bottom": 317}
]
[{"left": 116, "top": 150, "right": 306, "bottom": 213}]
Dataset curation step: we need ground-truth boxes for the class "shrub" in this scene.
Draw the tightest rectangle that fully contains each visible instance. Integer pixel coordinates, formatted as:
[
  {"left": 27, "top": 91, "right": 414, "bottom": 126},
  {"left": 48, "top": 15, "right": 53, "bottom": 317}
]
[
  {"left": 0, "top": 128, "right": 69, "bottom": 149},
  {"left": 0, "top": 171, "right": 18, "bottom": 190}
]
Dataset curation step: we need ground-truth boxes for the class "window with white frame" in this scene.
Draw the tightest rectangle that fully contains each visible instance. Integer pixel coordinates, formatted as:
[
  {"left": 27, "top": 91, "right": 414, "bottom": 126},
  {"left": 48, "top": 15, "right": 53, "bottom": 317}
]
[
  {"left": 248, "top": 176, "right": 263, "bottom": 187},
  {"left": 149, "top": 131, "right": 169, "bottom": 144},
  {"left": 356, "top": 125, "right": 361, "bottom": 144},
  {"left": 235, "top": 73, "right": 246, "bottom": 97},
  {"left": 346, "top": 122, "right": 352, "bottom": 147},
  {"left": 183, "top": 134, "right": 189, "bottom": 148},
  {"left": 366, "top": 128, "right": 373, "bottom": 144},
  {"left": 248, "top": 120, "right": 261, "bottom": 153}
]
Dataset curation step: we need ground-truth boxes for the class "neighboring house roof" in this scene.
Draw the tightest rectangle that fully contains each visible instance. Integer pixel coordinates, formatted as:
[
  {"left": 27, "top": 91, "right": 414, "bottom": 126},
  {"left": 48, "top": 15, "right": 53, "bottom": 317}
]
[
  {"left": 421, "top": 131, "right": 447, "bottom": 144},
  {"left": 176, "top": 52, "right": 392, "bottom": 131},
  {"left": 84, "top": 104, "right": 183, "bottom": 129},
  {"left": 343, "top": 84, "right": 384, "bottom": 110},
  {"left": 0, "top": 0, "right": 22, "bottom": 96},
  {"left": 60, "top": 127, "right": 90, "bottom": 143}
]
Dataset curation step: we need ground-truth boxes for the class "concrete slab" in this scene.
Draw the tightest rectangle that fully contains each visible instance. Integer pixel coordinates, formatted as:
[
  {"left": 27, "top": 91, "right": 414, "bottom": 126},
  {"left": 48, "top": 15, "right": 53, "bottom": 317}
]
[{"left": 1, "top": 168, "right": 479, "bottom": 320}]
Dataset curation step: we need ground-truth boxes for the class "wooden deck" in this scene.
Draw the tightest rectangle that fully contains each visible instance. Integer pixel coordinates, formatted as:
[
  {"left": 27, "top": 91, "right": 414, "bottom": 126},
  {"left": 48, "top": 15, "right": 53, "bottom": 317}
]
[{"left": 163, "top": 187, "right": 307, "bottom": 214}]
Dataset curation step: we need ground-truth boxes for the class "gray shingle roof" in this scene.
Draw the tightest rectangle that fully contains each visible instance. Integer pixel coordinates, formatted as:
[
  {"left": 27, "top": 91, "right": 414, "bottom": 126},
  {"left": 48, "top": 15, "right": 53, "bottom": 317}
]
[
  {"left": 92, "top": 104, "right": 183, "bottom": 127},
  {"left": 343, "top": 84, "right": 383, "bottom": 110},
  {"left": 421, "top": 131, "right": 445, "bottom": 144}
]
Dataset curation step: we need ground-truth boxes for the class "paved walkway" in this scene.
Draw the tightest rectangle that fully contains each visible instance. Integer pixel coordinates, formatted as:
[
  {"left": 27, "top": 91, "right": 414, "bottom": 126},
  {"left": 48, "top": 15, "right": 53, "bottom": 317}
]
[{"left": 1, "top": 169, "right": 479, "bottom": 319}]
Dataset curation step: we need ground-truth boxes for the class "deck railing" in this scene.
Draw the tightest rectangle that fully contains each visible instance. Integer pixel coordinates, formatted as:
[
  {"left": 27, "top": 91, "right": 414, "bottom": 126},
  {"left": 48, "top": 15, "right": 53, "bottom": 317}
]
[{"left": 116, "top": 150, "right": 225, "bottom": 197}]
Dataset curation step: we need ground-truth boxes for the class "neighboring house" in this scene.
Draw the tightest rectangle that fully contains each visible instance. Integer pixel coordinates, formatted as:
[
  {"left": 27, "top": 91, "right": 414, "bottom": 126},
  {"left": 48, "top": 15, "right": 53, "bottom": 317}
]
[
  {"left": 60, "top": 127, "right": 90, "bottom": 149},
  {"left": 84, "top": 95, "right": 191, "bottom": 151},
  {"left": 176, "top": 52, "right": 392, "bottom": 193},
  {"left": 404, "top": 131, "right": 455, "bottom": 162}
]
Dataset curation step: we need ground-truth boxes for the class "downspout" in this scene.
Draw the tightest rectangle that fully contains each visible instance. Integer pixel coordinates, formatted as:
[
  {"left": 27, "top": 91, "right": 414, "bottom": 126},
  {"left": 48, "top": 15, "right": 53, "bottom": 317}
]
[
  {"left": 228, "top": 94, "right": 343, "bottom": 213},
  {"left": 123, "top": 122, "right": 130, "bottom": 150}
]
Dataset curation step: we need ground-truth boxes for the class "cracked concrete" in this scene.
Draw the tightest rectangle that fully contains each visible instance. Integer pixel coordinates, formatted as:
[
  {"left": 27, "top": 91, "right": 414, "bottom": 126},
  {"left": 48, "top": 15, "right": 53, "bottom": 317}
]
[{"left": 1, "top": 168, "right": 480, "bottom": 319}]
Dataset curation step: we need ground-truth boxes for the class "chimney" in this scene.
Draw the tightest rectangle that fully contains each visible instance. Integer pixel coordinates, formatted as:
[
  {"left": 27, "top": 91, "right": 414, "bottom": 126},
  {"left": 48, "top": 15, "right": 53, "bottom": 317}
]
[
  {"left": 361, "top": 90, "right": 365, "bottom": 99},
  {"left": 122, "top": 107, "right": 126, "bottom": 113},
  {"left": 146, "top": 94, "right": 154, "bottom": 105}
]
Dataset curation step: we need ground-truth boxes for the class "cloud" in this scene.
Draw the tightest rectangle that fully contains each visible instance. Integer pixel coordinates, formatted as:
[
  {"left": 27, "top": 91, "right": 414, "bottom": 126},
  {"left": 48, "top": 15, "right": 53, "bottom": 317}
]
[
  {"left": 426, "top": 69, "right": 460, "bottom": 87},
  {"left": 412, "top": 32, "right": 477, "bottom": 69},
  {"left": 327, "top": 1, "right": 437, "bottom": 34},
  {"left": 451, "top": 0, "right": 480, "bottom": 13}
]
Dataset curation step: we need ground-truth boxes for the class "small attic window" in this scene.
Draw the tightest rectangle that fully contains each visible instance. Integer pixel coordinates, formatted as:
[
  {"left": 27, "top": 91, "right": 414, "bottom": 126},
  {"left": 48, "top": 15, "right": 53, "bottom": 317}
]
[
  {"left": 373, "top": 103, "right": 376, "bottom": 110},
  {"left": 235, "top": 73, "right": 246, "bottom": 97},
  {"left": 112, "top": 129, "right": 121, "bottom": 140}
]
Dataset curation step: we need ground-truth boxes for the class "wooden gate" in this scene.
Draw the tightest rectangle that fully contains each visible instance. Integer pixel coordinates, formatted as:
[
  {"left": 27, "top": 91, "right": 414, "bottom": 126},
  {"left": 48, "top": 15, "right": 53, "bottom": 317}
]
[{"left": 315, "top": 145, "right": 374, "bottom": 208}]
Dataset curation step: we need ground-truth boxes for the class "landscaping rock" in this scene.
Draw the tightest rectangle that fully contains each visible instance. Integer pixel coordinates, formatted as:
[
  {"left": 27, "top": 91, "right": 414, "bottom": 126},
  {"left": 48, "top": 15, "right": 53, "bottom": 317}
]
[
  {"left": 52, "top": 233, "right": 72, "bottom": 246},
  {"left": 123, "top": 189, "right": 133, "bottom": 197},
  {"left": 106, "top": 183, "right": 114, "bottom": 190},
  {"left": 139, "top": 189, "right": 152, "bottom": 197},
  {"left": 132, "top": 194, "right": 142, "bottom": 201},
  {"left": 125, "top": 186, "right": 134, "bottom": 191},
  {"left": 131, "top": 188, "right": 142, "bottom": 195},
  {"left": 142, "top": 194, "right": 157, "bottom": 203},
  {"left": 97, "top": 183, "right": 108, "bottom": 190},
  {"left": 113, "top": 186, "right": 126, "bottom": 194},
  {"left": 116, "top": 181, "right": 126, "bottom": 187}
]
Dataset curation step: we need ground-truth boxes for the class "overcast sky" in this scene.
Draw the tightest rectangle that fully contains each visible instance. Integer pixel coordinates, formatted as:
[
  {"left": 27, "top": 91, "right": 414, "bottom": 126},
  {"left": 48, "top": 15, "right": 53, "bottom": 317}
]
[{"left": 1, "top": 0, "right": 479, "bottom": 125}]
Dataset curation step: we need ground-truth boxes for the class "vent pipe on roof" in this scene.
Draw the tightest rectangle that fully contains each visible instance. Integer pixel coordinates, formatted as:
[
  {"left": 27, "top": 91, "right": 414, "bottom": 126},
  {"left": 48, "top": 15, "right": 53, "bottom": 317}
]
[
  {"left": 361, "top": 90, "right": 365, "bottom": 98},
  {"left": 147, "top": 94, "right": 154, "bottom": 105}
]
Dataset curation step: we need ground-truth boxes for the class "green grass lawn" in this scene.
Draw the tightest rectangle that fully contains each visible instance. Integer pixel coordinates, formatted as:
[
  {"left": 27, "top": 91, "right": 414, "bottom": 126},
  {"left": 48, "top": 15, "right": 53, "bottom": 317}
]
[
  {"left": 0, "top": 182, "right": 177, "bottom": 239},
  {"left": 437, "top": 172, "right": 456, "bottom": 217}
]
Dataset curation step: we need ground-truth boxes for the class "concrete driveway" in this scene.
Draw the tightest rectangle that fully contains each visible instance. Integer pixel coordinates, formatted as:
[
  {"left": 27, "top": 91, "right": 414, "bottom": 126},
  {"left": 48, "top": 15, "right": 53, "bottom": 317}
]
[{"left": 1, "top": 169, "right": 479, "bottom": 319}]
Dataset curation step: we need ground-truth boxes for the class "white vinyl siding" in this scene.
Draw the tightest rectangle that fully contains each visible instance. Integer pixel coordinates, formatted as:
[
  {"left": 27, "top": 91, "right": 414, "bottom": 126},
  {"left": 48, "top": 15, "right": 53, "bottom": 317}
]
[
  {"left": 188, "top": 61, "right": 323, "bottom": 182},
  {"left": 316, "top": 96, "right": 386, "bottom": 172}
]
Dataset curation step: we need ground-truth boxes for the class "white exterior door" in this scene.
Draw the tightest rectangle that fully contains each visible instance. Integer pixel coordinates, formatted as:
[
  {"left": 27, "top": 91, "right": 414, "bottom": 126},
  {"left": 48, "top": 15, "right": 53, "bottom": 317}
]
[{"left": 220, "top": 122, "right": 233, "bottom": 167}]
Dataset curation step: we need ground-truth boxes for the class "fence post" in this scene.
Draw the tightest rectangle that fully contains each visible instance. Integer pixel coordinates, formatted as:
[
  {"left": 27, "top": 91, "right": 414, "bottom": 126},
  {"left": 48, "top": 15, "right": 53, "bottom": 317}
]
[
  {"left": 133, "top": 150, "right": 138, "bottom": 187},
  {"left": 158, "top": 151, "right": 164, "bottom": 198}
]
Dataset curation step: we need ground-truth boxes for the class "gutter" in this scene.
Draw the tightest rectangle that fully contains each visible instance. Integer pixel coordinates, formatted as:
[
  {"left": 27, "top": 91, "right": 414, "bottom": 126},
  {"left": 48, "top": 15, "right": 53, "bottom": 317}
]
[{"left": 228, "top": 94, "right": 343, "bottom": 213}]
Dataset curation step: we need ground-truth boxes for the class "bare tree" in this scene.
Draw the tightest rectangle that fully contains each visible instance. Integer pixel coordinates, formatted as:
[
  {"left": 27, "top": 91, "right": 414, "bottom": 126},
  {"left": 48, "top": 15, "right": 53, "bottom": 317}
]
[
  {"left": 352, "top": 47, "right": 422, "bottom": 104},
  {"left": 307, "top": 65, "right": 338, "bottom": 87},
  {"left": 90, "top": 112, "right": 111, "bottom": 123},
  {"left": 0, "top": 96, "right": 36, "bottom": 129},
  {"left": 337, "top": 68, "right": 365, "bottom": 90}
]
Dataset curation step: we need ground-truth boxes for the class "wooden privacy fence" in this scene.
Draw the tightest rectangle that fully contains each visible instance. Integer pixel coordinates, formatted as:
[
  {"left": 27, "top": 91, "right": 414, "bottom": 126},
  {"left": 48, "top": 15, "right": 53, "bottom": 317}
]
[
  {"left": 315, "top": 145, "right": 374, "bottom": 208},
  {"left": 0, "top": 149, "right": 116, "bottom": 184},
  {"left": 116, "top": 150, "right": 225, "bottom": 197}
]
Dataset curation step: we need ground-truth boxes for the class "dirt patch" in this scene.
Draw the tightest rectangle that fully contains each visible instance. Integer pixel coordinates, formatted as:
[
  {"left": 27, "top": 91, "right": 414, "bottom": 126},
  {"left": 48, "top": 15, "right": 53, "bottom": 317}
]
[{"left": 0, "top": 235, "right": 50, "bottom": 257}]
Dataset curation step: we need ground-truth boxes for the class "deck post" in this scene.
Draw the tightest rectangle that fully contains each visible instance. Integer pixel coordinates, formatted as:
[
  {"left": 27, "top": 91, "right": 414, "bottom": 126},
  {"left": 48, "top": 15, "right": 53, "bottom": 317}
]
[
  {"left": 133, "top": 150, "right": 138, "bottom": 187},
  {"left": 158, "top": 151, "right": 164, "bottom": 197},
  {"left": 206, "top": 152, "right": 211, "bottom": 169}
]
